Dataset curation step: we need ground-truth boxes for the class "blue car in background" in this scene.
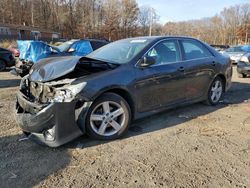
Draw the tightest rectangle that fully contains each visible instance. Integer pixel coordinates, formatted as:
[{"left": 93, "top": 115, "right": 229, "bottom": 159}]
[
  {"left": 13, "top": 39, "right": 109, "bottom": 76},
  {"left": 57, "top": 39, "right": 109, "bottom": 56}
]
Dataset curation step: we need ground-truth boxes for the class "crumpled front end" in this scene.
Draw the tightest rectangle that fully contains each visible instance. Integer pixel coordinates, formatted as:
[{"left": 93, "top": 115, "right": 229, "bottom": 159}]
[{"left": 15, "top": 76, "right": 90, "bottom": 147}]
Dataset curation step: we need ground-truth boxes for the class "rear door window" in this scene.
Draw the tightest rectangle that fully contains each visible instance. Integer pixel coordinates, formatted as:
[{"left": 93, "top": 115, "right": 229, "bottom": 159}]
[{"left": 181, "top": 39, "right": 213, "bottom": 60}]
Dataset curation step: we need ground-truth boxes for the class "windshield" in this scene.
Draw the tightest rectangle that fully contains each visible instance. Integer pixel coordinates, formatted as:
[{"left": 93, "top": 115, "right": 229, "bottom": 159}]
[
  {"left": 87, "top": 38, "right": 152, "bottom": 64},
  {"left": 57, "top": 40, "right": 78, "bottom": 52}
]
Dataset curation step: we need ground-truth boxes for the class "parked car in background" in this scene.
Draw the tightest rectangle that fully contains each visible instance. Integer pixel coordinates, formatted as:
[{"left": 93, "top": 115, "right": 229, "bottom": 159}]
[
  {"left": 222, "top": 45, "right": 250, "bottom": 64},
  {"left": 210, "top": 44, "right": 230, "bottom": 52},
  {"left": 237, "top": 53, "right": 250, "bottom": 78},
  {"left": 0, "top": 47, "right": 15, "bottom": 71},
  {"left": 56, "top": 39, "right": 109, "bottom": 56},
  {"left": 15, "top": 36, "right": 232, "bottom": 147},
  {"left": 13, "top": 39, "right": 109, "bottom": 77},
  {"left": 12, "top": 40, "right": 61, "bottom": 76},
  {"left": 8, "top": 43, "right": 20, "bottom": 57}
]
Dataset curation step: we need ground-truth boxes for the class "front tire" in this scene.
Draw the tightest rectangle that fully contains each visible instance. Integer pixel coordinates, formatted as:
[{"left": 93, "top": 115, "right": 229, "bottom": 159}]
[
  {"left": 206, "top": 77, "right": 224, "bottom": 106},
  {"left": 85, "top": 92, "right": 131, "bottom": 140}
]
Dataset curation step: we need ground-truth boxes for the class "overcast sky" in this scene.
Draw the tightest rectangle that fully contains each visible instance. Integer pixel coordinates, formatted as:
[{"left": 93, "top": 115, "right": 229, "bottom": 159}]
[{"left": 137, "top": 0, "right": 249, "bottom": 23}]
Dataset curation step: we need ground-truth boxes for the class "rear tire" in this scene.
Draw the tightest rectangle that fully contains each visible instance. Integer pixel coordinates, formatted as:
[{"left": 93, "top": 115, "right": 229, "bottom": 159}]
[
  {"left": 85, "top": 92, "right": 131, "bottom": 140},
  {"left": 0, "top": 60, "right": 6, "bottom": 71},
  {"left": 206, "top": 77, "right": 224, "bottom": 106}
]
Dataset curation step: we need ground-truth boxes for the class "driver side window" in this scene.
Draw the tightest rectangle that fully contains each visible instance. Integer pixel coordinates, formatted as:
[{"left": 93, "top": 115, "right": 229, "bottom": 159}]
[{"left": 147, "top": 40, "right": 180, "bottom": 65}]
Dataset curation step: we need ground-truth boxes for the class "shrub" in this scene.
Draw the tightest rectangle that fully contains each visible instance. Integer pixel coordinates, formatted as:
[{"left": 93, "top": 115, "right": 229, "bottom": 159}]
[{"left": 0, "top": 40, "right": 16, "bottom": 49}]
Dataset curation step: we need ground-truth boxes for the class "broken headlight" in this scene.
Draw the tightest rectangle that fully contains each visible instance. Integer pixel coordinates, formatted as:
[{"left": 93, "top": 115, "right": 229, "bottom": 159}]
[{"left": 50, "top": 82, "right": 87, "bottom": 103}]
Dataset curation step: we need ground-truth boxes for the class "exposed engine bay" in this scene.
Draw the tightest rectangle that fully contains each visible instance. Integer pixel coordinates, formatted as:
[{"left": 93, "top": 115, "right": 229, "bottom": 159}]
[
  {"left": 20, "top": 57, "right": 117, "bottom": 105},
  {"left": 20, "top": 77, "right": 76, "bottom": 104}
]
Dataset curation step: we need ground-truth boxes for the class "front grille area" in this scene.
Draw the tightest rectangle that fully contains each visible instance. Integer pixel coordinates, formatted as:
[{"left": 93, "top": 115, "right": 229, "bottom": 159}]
[
  {"left": 29, "top": 82, "right": 44, "bottom": 101},
  {"left": 20, "top": 78, "right": 52, "bottom": 104}
]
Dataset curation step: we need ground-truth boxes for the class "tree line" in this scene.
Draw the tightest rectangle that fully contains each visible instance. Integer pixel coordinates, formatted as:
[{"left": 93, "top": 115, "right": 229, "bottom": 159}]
[
  {"left": 0, "top": 0, "right": 249, "bottom": 45},
  {"left": 163, "top": 3, "right": 250, "bottom": 45},
  {"left": 0, "top": 0, "right": 160, "bottom": 40}
]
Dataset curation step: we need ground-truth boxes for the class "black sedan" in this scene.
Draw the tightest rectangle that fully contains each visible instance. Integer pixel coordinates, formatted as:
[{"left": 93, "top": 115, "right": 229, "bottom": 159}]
[
  {"left": 0, "top": 47, "right": 15, "bottom": 71},
  {"left": 15, "top": 36, "right": 232, "bottom": 147}
]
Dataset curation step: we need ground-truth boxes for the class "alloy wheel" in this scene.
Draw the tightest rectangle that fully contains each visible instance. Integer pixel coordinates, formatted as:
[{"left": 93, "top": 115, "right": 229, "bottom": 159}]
[
  {"left": 90, "top": 101, "right": 126, "bottom": 136},
  {"left": 210, "top": 80, "right": 223, "bottom": 103}
]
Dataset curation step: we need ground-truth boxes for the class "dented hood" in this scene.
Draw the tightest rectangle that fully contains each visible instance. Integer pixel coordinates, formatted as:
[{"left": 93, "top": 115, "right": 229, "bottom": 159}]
[{"left": 29, "top": 56, "right": 82, "bottom": 82}]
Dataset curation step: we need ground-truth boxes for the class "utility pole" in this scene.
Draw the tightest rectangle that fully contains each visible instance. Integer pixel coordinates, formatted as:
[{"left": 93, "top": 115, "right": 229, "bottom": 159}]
[
  {"left": 31, "top": 0, "right": 34, "bottom": 27},
  {"left": 245, "top": 32, "right": 249, "bottom": 44},
  {"left": 149, "top": 7, "right": 153, "bottom": 36}
]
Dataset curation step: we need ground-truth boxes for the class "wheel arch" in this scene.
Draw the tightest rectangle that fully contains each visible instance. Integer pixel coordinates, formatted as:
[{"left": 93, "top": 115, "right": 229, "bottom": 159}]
[
  {"left": 215, "top": 73, "right": 226, "bottom": 92},
  {"left": 92, "top": 87, "right": 135, "bottom": 120},
  {"left": 0, "top": 58, "right": 7, "bottom": 65}
]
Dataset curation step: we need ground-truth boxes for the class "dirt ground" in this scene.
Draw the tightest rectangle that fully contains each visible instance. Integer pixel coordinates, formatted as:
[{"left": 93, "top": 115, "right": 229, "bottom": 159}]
[{"left": 0, "top": 67, "right": 250, "bottom": 188}]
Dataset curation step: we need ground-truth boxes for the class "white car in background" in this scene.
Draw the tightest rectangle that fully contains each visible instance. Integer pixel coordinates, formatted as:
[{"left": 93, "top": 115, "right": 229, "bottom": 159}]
[{"left": 222, "top": 45, "right": 250, "bottom": 64}]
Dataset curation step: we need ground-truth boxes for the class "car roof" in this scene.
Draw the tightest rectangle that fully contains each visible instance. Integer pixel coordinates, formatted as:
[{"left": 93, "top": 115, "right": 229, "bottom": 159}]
[
  {"left": 119, "top": 36, "right": 203, "bottom": 41},
  {"left": 230, "top": 45, "right": 250, "bottom": 48},
  {"left": 230, "top": 45, "right": 243, "bottom": 48},
  {"left": 72, "top": 39, "right": 109, "bottom": 43}
]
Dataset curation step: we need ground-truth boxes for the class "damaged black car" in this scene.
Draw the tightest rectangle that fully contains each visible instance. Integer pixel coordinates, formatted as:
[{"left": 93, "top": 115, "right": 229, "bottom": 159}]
[{"left": 16, "top": 36, "right": 232, "bottom": 147}]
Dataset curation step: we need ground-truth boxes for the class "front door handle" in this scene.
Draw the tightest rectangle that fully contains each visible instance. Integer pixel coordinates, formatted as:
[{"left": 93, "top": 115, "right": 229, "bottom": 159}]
[
  {"left": 178, "top": 66, "right": 185, "bottom": 72},
  {"left": 212, "top": 61, "right": 216, "bottom": 66}
]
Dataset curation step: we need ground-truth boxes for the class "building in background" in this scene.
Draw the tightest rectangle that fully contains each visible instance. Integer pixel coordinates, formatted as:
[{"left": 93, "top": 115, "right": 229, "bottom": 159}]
[{"left": 0, "top": 23, "right": 60, "bottom": 42}]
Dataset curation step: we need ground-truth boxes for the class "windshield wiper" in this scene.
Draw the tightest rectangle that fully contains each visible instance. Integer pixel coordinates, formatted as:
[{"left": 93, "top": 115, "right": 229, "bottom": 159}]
[
  {"left": 80, "top": 57, "right": 119, "bottom": 69},
  {"left": 83, "top": 57, "right": 119, "bottom": 67}
]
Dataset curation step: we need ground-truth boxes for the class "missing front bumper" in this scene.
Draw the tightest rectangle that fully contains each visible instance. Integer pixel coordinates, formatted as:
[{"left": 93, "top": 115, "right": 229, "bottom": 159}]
[{"left": 16, "top": 91, "right": 85, "bottom": 147}]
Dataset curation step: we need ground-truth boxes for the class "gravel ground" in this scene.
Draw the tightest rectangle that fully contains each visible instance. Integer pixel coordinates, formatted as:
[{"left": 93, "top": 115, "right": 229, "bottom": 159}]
[{"left": 0, "top": 67, "right": 250, "bottom": 188}]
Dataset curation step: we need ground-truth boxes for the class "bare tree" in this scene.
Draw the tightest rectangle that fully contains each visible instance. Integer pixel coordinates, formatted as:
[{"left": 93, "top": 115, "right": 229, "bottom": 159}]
[
  {"left": 138, "top": 6, "right": 158, "bottom": 36},
  {"left": 0, "top": 0, "right": 249, "bottom": 44}
]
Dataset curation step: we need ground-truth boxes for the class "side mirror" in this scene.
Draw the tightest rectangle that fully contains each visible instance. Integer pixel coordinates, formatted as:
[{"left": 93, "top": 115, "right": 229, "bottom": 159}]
[
  {"left": 68, "top": 48, "right": 75, "bottom": 53},
  {"left": 140, "top": 56, "right": 156, "bottom": 67},
  {"left": 50, "top": 47, "right": 58, "bottom": 54}
]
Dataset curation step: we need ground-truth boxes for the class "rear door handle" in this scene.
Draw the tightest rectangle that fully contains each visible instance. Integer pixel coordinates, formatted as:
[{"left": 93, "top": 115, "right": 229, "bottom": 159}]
[{"left": 178, "top": 66, "right": 185, "bottom": 72}]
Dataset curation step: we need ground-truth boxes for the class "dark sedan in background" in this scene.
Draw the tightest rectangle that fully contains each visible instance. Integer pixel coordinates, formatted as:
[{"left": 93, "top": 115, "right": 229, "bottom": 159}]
[
  {"left": 16, "top": 36, "right": 232, "bottom": 147},
  {"left": 210, "top": 44, "right": 230, "bottom": 52},
  {"left": 0, "top": 47, "right": 15, "bottom": 71}
]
